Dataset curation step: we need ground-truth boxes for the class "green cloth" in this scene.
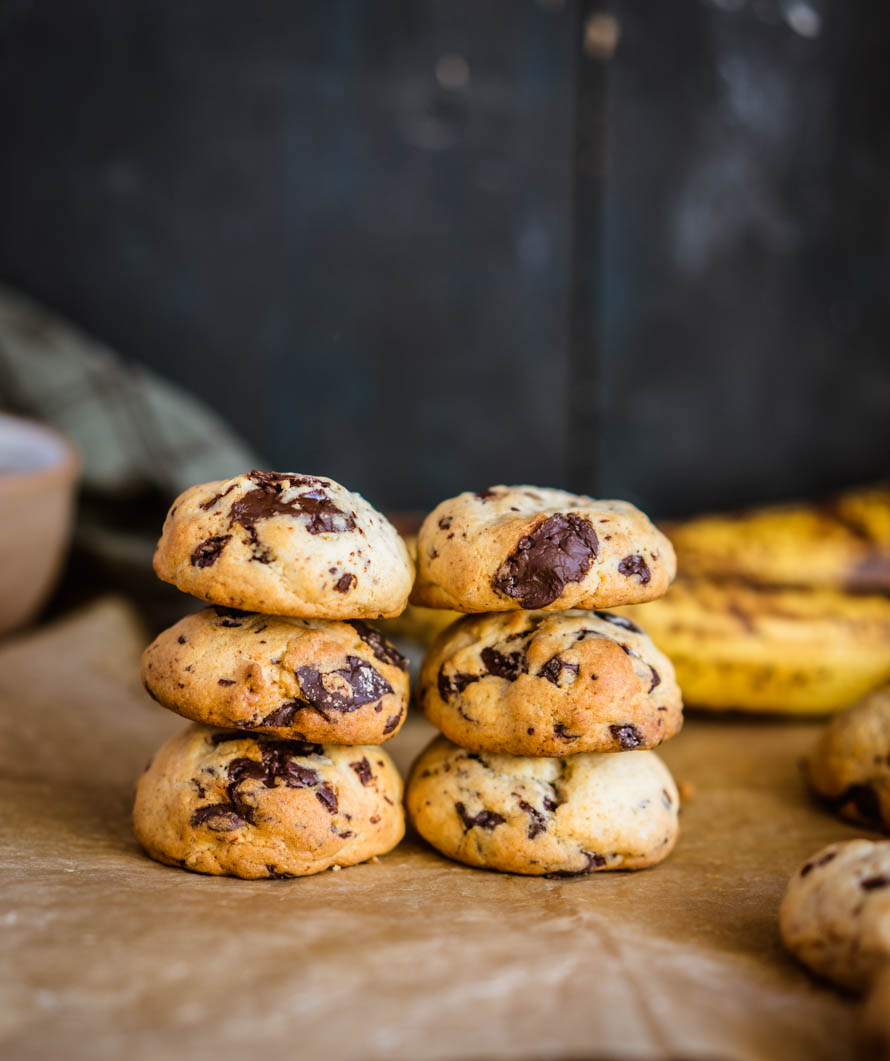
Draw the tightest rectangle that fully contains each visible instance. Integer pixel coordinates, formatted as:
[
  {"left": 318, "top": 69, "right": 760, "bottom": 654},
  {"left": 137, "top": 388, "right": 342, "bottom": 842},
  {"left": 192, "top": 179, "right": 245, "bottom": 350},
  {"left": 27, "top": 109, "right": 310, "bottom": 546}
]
[{"left": 0, "top": 283, "right": 258, "bottom": 497}]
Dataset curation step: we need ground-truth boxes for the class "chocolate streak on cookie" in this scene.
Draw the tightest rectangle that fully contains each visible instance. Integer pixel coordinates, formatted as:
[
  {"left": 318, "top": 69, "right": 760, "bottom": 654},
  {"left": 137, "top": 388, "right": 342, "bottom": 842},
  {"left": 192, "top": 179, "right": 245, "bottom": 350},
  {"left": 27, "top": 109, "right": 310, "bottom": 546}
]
[
  {"left": 191, "top": 738, "right": 332, "bottom": 828},
  {"left": 350, "top": 757, "right": 373, "bottom": 786},
  {"left": 191, "top": 535, "right": 231, "bottom": 568},
  {"left": 382, "top": 710, "right": 403, "bottom": 735},
  {"left": 516, "top": 798, "right": 547, "bottom": 839},
  {"left": 539, "top": 655, "right": 579, "bottom": 686},
  {"left": 594, "top": 610, "right": 642, "bottom": 633},
  {"left": 455, "top": 802, "right": 505, "bottom": 831},
  {"left": 348, "top": 620, "right": 409, "bottom": 670},
  {"left": 228, "top": 470, "right": 356, "bottom": 539},
  {"left": 618, "top": 554, "right": 651, "bottom": 585},
  {"left": 199, "top": 483, "right": 236, "bottom": 510},
  {"left": 610, "top": 723, "right": 644, "bottom": 749},
  {"left": 437, "top": 668, "right": 480, "bottom": 701},
  {"left": 493, "top": 513, "right": 598, "bottom": 608},
  {"left": 297, "top": 657, "right": 392, "bottom": 717},
  {"left": 480, "top": 646, "right": 528, "bottom": 681}
]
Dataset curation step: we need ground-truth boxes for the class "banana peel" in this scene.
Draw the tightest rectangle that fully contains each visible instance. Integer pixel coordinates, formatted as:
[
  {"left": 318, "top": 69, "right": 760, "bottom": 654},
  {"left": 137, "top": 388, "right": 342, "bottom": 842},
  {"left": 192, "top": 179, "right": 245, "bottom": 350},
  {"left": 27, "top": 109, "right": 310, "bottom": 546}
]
[
  {"left": 664, "top": 483, "right": 890, "bottom": 593},
  {"left": 615, "top": 579, "right": 890, "bottom": 714}
]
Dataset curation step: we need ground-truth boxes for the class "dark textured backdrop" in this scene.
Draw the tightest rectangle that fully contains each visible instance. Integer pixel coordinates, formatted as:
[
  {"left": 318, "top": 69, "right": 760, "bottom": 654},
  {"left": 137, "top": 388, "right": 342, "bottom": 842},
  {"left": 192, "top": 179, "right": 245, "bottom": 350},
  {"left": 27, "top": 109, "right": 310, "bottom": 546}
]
[{"left": 1, "top": 0, "right": 888, "bottom": 516}]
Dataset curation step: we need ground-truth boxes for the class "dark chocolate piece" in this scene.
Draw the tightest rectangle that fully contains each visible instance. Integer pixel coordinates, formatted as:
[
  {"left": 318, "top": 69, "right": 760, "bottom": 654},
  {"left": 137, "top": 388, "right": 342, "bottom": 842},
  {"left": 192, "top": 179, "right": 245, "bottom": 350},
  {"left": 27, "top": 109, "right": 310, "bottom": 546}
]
[
  {"left": 350, "top": 757, "right": 373, "bottom": 786},
  {"left": 618, "top": 555, "right": 651, "bottom": 585},
  {"left": 348, "top": 620, "right": 409, "bottom": 670},
  {"left": 493, "top": 513, "right": 598, "bottom": 608},
  {"left": 594, "top": 610, "right": 642, "bottom": 633},
  {"left": 610, "top": 723, "right": 644, "bottom": 749},
  {"left": 297, "top": 657, "right": 392, "bottom": 715},
  {"left": 191, "top": 535, "right": 231, "bottom": 568},
  {"left": 480, "top": 646, "right": 528, "bottom": 681},
  {"left": 455, "top": 802, "right": 505, "bottom": 831}
]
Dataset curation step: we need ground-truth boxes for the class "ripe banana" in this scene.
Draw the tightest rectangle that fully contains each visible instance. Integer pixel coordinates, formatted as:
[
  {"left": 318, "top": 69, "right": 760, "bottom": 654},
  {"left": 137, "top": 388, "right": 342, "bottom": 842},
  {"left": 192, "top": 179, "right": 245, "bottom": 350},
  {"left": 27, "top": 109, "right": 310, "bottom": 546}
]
[
  {"left": 615, "top": 579, "right": 890, "bottom": 714},
  {"left": 663, "top": 483, "right": 890, "bottom": 592}
]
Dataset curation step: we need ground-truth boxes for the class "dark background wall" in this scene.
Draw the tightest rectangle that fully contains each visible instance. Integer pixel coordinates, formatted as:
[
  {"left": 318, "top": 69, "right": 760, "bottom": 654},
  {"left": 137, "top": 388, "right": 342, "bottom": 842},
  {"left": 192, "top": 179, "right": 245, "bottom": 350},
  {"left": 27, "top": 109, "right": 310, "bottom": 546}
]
[{"left": 1, "top": 0, "right": 888, "bottom": 517}]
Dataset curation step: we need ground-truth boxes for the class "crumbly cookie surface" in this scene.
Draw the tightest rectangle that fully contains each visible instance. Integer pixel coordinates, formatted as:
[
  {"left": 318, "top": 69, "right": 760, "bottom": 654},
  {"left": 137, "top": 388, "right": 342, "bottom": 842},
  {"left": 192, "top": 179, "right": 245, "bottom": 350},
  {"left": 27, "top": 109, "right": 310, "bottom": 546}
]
[
  {"left": 418, "top": 609, "right": 682, "bottom": 755},
  {"left": 406, "top": 735, "right": 679, "bottom": 876},
  {"left": 807, "top": 686, "right": 890, "bottom": 830},
  {"left": 410, "top": 486, "right": 675, "bottom": 613},
  {"left": 133, "top": 724, "right": 404, "bottom": 878},
  {"left": 142, "top": 608, "right": 410, "bottom": 745},
  {"left": 780, "top": 839, "right": 890, "bottom": 992},
  {"left": 153, "top": 470, "right": 414, "bottom": 618}
]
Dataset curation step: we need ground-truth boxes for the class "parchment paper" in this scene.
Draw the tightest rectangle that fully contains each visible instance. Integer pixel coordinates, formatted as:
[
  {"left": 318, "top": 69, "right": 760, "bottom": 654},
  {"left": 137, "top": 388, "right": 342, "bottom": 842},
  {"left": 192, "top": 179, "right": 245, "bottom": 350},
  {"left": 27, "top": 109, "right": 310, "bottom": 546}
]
[{"left": 0, "top": 599, "right": 870, "bottom": 1060}]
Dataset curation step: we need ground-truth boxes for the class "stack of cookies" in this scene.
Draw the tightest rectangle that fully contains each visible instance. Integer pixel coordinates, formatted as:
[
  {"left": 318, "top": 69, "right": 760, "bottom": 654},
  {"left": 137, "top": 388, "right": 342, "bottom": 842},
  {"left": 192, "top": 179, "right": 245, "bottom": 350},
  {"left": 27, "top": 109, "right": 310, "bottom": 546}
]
[
  {"left": 133, "top": 470, "right": 415, "bottom": 880},
  {"left": 405, "top": 486, "right": 684, "bottom": 876}
]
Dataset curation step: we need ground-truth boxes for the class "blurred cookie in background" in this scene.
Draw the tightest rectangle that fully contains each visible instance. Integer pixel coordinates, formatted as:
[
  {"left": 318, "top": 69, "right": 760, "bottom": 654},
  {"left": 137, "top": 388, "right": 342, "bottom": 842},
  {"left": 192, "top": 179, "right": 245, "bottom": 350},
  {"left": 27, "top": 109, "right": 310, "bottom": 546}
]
[{"left": 807, "top": 686, "right": 890, "bottom": 830}]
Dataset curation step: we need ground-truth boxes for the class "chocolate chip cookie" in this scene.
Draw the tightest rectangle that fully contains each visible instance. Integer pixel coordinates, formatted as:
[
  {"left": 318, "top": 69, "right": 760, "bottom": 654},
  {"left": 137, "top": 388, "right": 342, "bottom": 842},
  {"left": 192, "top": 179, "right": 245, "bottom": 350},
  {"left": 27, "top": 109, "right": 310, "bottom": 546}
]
[
  {"left": 406, "top": 735, "right": 679, "bottom": 875},
  {"left": 134, "top": 724, "right": 404, "bottom": 878},
  {"left": 142, "top": 608, "right": 410, "bottom": 745},
  {"left": 780, "top": 839, "right": 890, "bottom": 992},
  {"left": 153, "top": 470, "right": 414, "bottom": 618},
  {"left": 411, "top": 486, "right": 675, "bottom": 613},
  {"left": 807, "top": 686, "right": 890, "bottom": 830},
  {"left": 417, "top": 609, "right": 682, "bottom": 756}
]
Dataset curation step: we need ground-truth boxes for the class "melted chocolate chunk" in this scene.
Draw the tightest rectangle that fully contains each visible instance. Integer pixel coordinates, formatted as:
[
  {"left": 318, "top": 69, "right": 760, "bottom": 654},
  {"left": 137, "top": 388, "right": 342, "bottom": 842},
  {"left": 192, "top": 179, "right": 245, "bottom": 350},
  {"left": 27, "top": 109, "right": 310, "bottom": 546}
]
[
  {"left": 648, "top": 666, "right": 661, "bottom": 694},
  {"left": 348, "top": 620, "right": 409, "bottom": 670},
  {"left": 177, "top": 635, "right": 187, "bottom": 645},
  {"left": 297, "top": 657, "right": 392, "bottom": 715},
  {"left": 493, "top": 514, "right": 598, "bottom": 608},
  {"left": 190, "top": 804, "right": 244, "bottom": 830},
  {"left": 228, "top": 472, "right": 355, "bottom": 539},
  {"left": 800, "top": 850, "right": 838, "bottom": 877},
  {"left": 862, "top": 876, "right": 890, "bottom": 891},
  {"left": 584, "top": 851, "right": 608, "bottom": 869},
  {"left": 480, "top": 646, "right": 528, "bottom": 681},
  {"left": 199, "top": 483, "right": 236, "bottom": 510},
  {"left": 191, "top": 535, "right": 231, "bottom": 568},
  {"left": 517, "top": 798, "right": 547, "bottom": 839},
  {"left": 382, "top": 711, "right": 402, "bottom": 734},
  {"left": 350, "top": 757, "right": 373, "bottom": 786},
  {"left": 335, "top": 572, "right": 356, "bottom": 592},
  {"left": 208, "top": 732, "right": 323, "bottom": 757},
  {"left": 539, "top": 655, "right": 580, "bottom": 686},
  {"left": 618, "top": 555, "right": 651, "bottom": 585},
  {"left": 437, "top": 668, "right": 480, "bottom": 701},
  {"left": 476, "top": 488, "right": 498, "bottom": 500},
  {"left": 266, "top": 865, "right": 294, "bottom": 879},
  {"left": 218, "top": 678, "right": 236, "bottom": 687},
  {"left": 258, "top": 700, "right": 310, "bottom": 727},
  {"left": 198, "top": 740, "right": 328, "bottom": 827},
  {"left": 553, "top": 722, "right": 579, "bottom": 742},
  {"left": 593, "top": 610, "right": 642, "bottom": 634},
  {"left": 455, "top": 802, "right": 505, "bottom": 831},
  {"left": 438, "top": 516, "right": 452, "bottom": 530},
  {"left": 315, "top": 784, "right": 338, "bottom": 813},
  {"left": 610, "top": 724, "right": 644, "bottom": 749}
]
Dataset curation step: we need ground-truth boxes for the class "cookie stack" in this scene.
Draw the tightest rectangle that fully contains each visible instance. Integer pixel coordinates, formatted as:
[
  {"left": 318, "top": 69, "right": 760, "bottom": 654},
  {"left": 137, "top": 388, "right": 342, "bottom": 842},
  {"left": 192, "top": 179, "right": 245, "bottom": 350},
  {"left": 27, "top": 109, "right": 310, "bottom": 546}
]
[
  {"left": 133, "top": 470, "right": 415, "bottom": 879},
  {"left": 405, "top": 486, "right": 684, "bottom": 876}
]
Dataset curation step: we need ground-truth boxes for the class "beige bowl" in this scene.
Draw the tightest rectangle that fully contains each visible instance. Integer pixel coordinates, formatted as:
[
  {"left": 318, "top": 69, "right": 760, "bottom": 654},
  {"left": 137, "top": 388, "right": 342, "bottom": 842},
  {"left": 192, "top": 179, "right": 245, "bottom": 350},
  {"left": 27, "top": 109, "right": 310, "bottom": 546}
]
[{"left": 0, "top": 414, "right": 79, "bottom": 636}]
